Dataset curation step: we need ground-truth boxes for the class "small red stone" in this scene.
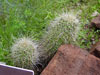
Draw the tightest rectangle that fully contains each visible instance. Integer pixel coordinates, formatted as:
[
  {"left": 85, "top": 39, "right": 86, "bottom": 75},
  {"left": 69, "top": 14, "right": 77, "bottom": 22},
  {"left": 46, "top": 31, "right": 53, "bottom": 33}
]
[{"left": 91, "top": 15, "right": 100, "bottom": 28}]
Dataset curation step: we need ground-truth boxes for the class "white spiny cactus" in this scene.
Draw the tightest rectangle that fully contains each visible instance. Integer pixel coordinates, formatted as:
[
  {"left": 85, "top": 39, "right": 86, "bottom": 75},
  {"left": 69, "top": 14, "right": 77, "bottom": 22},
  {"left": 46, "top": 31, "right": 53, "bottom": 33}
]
[
  {"left": 38, "top": 12, "right": 81, "bottom": 62},
  {"left": 11, "top": 37, "right": 39, "bottom": 70}
]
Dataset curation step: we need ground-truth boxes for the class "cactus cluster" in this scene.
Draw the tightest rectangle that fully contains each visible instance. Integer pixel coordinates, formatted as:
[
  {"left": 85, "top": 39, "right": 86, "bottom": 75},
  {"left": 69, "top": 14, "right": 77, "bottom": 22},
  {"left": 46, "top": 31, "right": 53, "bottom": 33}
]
[
  {"left": 38, "top": 12, "right": 81, "bottom": 63},
  {"left": 11, "top": 12, "right": 81, "bottom": 74},
  {"left": 11, "top": 37, "right": 39, "bottom": 70}
]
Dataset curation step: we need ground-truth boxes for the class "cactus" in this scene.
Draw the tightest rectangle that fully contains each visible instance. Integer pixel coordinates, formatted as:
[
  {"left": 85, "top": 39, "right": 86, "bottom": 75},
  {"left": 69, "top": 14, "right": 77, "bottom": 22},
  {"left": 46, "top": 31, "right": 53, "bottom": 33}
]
[
  {"left": 11, "top": 37, "right": 39, "bottom": 71},
  {"left": 38, "top": 12, "right": 81, "bottom": 64}
]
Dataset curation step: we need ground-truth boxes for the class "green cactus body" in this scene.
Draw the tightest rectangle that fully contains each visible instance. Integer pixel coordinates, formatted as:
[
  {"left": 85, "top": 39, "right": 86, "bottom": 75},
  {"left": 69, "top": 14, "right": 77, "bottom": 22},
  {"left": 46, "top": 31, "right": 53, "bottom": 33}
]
[
  {"left": 11, "top": 37, "right": 39, "bottom": 70},
  {"left": 39, "top": 12, "right": 81, "bottom": 62}
]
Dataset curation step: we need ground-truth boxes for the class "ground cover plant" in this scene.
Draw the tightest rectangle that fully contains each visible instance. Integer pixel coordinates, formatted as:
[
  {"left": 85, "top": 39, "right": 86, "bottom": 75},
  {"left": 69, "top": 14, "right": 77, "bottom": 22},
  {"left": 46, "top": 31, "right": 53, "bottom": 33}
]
[{"left": 0, "top": 0, "right": 100, "bottom": 73}]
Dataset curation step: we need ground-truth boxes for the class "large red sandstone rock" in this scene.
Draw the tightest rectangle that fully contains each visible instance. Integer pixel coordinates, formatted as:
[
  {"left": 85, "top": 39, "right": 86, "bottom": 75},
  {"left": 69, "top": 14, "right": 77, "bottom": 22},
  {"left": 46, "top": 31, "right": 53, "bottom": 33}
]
[
  {"left": 91, "top": 15, "right": 100, "bottom": 28},
  {"left": 41, "top": 45, "right": 100, "bottom": 75},
  {"left": 90, "top": 41, "right": 100, "bottom": 58}
]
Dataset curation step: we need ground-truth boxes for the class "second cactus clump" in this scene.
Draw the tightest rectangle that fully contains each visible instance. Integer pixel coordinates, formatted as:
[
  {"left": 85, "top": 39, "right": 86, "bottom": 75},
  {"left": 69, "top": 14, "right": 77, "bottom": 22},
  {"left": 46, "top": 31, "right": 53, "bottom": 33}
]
[{"left": 38, "top": 12, "right": 81, "bottom": 64}]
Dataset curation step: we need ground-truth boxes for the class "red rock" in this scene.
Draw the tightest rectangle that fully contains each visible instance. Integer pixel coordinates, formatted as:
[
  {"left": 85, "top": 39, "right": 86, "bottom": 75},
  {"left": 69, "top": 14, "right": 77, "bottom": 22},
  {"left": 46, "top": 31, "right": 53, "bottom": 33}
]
[
  {"left": 91, "top": 15, "right": 100, "bottom": 28},
  {"left": 90, "top": 41, "right": 100, "bottom": 58},
  {"left": 41, "top": 44, "right": 100, "bottom": 75},
  {"left": 78, "top": 55, "right": 100, "bottom": 75}
]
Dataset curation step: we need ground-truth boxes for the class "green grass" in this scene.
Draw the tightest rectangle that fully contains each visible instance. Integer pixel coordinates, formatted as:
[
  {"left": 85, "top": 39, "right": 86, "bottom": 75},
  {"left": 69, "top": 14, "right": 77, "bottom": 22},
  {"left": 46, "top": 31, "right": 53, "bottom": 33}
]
[{"left": 0, "top": 0, "right": 100, "bottom": 65}]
